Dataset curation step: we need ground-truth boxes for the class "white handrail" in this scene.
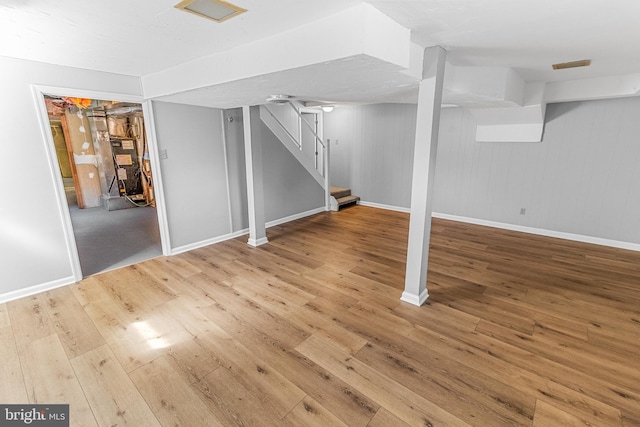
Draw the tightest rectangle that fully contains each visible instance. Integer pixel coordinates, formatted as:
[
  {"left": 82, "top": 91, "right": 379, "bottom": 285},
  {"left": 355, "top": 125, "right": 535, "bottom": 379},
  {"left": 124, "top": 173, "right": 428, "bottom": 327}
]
[
  {"left": 262, "top": 104, "right": 301, "bottom": 149},
  {"left": 261, "top": 102, "right": 330, "bottom": 210},
  {"left": 286, "top": 101, "right": 326, "bottom": 148}
]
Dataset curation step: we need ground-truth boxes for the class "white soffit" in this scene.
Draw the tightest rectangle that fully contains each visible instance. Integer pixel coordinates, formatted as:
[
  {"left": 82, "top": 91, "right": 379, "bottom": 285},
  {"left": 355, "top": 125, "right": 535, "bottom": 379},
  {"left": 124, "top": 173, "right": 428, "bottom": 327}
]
[
  {"left": 0, "top": 0, "right": 362, "bottom": 76},
  {"left": 154, "top": 56, "right": 419, "bottom": 109},
  {"left": 142, "top": 3, "right": 411, "bottom": 100}
]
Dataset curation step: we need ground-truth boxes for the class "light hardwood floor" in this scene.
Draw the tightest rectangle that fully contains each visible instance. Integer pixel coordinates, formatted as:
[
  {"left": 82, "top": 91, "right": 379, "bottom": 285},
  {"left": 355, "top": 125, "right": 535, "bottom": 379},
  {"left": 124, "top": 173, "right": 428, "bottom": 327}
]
[{"left": 2, "top": 206, "right": 639, "bottom": 426}]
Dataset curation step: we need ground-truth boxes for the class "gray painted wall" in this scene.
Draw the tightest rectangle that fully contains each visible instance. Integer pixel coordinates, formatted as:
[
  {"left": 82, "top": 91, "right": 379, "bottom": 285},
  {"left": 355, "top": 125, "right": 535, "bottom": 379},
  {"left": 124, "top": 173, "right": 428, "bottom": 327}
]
[
  {"left": 153, "top": 100, "right": 323, "bottom": 248},
  {"left": 324, "top": 104, "right": 417, "bottom": 208},
  {"left": 325, "top": 97, "right": 640, "bottom": 244},
  {"left": 152, "top": 101, "right": 231, "bottom": 249},
  {"left": 223, "top": 108, "right": 249, "bottom": 231},
  {"left": 221, "top": 107, "right": 324, "bottom": 226},
  {"left": 261, "top": 120, "right": 325, "bottom": 221},
  {"left": 436, "top": 98, "right": 640, "bottom": 243},
  {"left": 0, "top": 56, "right": 141, "bottom": 297}
]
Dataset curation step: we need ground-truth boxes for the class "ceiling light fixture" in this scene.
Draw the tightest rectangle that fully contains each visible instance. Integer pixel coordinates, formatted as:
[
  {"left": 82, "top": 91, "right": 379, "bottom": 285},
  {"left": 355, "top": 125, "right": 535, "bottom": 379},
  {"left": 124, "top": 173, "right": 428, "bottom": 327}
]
[
  {"left": 175, "top": 0, "right": 246, "bottom": 23},
  {"left": 552, "top": 59, "right": 591, "bottom": 70},
  {"left": 266, "top": 94, "right": 293, "bottom": 104},
  {"left": 321, "top": 106, "right": 334, "bottom": 113}
]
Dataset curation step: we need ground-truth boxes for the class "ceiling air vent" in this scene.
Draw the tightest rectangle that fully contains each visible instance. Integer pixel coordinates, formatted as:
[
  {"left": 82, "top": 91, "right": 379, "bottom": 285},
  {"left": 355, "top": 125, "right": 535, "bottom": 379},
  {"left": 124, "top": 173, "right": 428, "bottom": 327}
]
[
  {"left": 175, "top": 0, "right": 246, "bottom": 23},
  {"left": 552, "top": 59, "right": 591, "bottom": 70}
]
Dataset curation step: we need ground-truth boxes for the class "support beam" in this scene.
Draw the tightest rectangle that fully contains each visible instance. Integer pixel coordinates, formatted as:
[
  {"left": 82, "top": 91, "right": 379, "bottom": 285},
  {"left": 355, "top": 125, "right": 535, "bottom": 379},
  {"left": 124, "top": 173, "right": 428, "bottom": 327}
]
[
  {"left": 402, "top": 46, "right": 447, "bottom": 306},
  {"left": 243, "top": 105, "right": 268, "bottom": 247}
]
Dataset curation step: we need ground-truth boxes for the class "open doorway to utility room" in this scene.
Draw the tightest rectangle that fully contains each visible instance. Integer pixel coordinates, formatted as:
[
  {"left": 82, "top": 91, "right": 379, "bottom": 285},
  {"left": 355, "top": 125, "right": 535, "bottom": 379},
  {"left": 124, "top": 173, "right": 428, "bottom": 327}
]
[{"left": 44, "top": 95, "right": 162, "bottom": 277}]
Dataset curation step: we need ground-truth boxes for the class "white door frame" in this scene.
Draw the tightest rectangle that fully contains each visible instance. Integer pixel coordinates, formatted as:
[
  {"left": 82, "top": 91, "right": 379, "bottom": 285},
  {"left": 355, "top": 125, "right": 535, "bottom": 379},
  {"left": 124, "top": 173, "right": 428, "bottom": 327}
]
[{"left": 31, "top": 84, "right": 171, "bottom": 282}]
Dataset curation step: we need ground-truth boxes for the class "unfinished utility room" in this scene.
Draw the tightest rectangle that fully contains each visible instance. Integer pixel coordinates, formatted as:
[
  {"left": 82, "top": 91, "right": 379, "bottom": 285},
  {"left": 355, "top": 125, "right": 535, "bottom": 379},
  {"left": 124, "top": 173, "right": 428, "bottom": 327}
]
[{"left": 44, "top": 96, "right": 162, "bottom": 276}]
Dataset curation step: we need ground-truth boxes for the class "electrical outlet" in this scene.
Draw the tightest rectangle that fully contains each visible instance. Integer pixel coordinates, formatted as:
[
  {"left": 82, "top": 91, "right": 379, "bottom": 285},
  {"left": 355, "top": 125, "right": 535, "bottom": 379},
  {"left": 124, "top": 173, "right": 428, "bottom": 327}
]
[{"left": 520, "top": 208, "right": 526, "bottom": 215}]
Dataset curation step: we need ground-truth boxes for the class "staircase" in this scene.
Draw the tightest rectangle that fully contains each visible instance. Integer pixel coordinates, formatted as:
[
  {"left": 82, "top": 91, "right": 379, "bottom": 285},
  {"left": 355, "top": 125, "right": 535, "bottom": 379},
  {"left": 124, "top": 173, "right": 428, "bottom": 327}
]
[{"left": 330, "top": 186, "right": 360, "bottom": 211}]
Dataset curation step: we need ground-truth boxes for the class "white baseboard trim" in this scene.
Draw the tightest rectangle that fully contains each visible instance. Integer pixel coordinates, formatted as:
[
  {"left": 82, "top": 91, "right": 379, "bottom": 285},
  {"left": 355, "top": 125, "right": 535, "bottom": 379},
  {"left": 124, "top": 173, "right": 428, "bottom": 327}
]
[
  {"left": 170, "top": 229, "right": 249, "bottom": 255},
  {"left": 247, "top": 237, "right": 269, "bottom": 247},
  {"left": 358, "top": 201, "right": 411, "bottom": 213},
  {"left": 400, "top": 289, "right": 429, "bottom": 306},
  {"left": 266, "top": 206, "right": 326, "bottom": 228},
  {"left": 0, "top": 276, "right": 76, "bottom": 304},
  {"left": 170, "top": 206, "right": 326, "bottom": 255},
  {"left": 432, "top": 212, "right": 640, "bottom": 252}
]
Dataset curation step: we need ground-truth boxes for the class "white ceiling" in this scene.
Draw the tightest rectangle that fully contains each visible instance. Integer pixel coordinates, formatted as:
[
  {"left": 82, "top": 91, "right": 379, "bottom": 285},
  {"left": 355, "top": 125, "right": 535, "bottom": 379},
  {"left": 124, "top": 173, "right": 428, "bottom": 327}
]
[
  {"left": 370, "top": 0, "right": 640, "bottom": 83},
  {"left": 0, "top": 0, "right": 362, "bottom": 76},
  {"left": 2, "top": 0, "right": 640, "bottom": 106}
]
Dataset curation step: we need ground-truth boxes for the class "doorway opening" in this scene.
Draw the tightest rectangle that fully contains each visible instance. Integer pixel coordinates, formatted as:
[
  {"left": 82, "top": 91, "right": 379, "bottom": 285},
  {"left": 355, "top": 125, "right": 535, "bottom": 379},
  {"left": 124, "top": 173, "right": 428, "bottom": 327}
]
[{"left": 43, "top": 95, "right": 162, "bottom": 277}]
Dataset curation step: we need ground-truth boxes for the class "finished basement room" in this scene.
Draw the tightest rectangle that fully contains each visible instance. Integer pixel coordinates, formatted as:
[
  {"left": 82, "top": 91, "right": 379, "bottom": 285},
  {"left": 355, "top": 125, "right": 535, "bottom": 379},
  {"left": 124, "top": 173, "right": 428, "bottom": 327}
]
[{"left": 1, "top": 1, "right": 639, "bottom": 426}]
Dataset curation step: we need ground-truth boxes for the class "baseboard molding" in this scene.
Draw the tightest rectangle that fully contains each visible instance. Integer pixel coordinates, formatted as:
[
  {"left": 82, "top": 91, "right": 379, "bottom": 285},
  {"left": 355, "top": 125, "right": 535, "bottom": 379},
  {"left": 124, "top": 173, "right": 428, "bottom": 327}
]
[
  {"left": 400, "top": 289, "right": 429, "bottom": 306},
  {"left": 2, "top": 208, "right": 326, "bottom": 302},
  {"left": 432, "top": 212, "right": 640, "bottom": 252},
  {"left": 170, "top": 229, "right": 249, "bottom": 255},
  {"left": 0, "top": 276, "right": 76, "bottom": 304},
  {"left": 170, "top": 206, "right": 326, "bottom": 255},
  {"left": 358, "top": 201, "right": 411, "bottom": 213},
  {"left": 247, "top": 237, "right": 269, "bottom": 247},
  {"left": 266, "top": 206, "right": 326, "bottom": 228}
]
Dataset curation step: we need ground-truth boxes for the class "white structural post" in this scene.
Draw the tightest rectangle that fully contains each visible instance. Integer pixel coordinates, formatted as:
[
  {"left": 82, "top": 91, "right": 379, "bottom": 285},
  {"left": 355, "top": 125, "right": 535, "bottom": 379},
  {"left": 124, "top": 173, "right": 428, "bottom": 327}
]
[
  {"left": 243, "top": 105, "right": 268, "bottom": 247},
  {"left": 401, "top": 46, "right": 447, "bottom": 306},
  {"left": 324, "top": 138, "right": 331, "bottom": 211}
]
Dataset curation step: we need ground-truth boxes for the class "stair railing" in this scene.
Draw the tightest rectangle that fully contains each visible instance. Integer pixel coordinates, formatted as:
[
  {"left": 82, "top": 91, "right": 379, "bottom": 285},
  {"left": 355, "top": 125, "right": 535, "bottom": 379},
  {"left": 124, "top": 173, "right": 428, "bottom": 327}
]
[
  {"left": 285, "top": 101, "right": 327, "bottom": 153},
  {"left": 262, "top": 101, "right": 331, "bottom": 211},
  {"left": 262, "top": 104, "right": 302, "bottom": 149}
]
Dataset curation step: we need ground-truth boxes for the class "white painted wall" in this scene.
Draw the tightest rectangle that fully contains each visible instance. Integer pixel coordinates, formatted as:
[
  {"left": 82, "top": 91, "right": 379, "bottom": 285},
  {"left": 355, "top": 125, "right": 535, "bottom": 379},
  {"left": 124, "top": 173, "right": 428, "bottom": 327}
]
[
  {"left": 325, "top": 97, "right": 640, "bottom": 245},
  {"left": 0, "top": 56, "right": 141, "bottom": 299},
  {"left": 323, "top": 104, "right": 417, "bottom": 208},
  {"left": 151, "top": 101, "right": 232, "bottom": 250}
]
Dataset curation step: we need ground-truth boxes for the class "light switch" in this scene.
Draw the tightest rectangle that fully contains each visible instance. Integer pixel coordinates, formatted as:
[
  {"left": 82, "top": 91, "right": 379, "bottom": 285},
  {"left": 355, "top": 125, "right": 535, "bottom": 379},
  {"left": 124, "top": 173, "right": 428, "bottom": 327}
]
[{"left": 160, "top": 149, "right": 168, "bottom": 159}]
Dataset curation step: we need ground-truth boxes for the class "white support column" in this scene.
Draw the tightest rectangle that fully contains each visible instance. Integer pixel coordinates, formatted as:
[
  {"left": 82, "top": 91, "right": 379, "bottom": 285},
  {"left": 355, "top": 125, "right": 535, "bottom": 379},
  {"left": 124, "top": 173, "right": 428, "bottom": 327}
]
[
  {"left": 243, "top": 105, "right": 268, "bottom": 247},
  {"left": 324, "top": 138, "right": 331, "bottom": 211},
  {"left": 401, "top": 46, "right": 447, "bottom": 306}
]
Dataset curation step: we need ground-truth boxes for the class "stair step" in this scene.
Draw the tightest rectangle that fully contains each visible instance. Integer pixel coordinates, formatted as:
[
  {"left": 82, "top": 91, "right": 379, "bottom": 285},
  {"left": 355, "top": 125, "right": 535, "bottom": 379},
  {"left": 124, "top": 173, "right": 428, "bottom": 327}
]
[
  {"left": 336, "top": 195, "right": 360, "bottom": 207},
  {"left": 330, "top": 186, "right": 352, "bottom": 199}
]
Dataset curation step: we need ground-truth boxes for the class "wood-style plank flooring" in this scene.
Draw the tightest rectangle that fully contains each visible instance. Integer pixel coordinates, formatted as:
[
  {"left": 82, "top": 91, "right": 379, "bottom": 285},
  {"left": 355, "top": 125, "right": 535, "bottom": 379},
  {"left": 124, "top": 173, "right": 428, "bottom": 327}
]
[{"left": 2, "top": 206, "right": 639, "bottom": 426}]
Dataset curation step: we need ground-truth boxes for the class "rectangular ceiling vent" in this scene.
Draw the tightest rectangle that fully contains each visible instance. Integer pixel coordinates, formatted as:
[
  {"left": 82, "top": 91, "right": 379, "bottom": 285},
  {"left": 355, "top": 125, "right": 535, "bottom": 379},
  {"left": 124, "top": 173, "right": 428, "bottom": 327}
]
[
  {"left": 175, "top": 0, "right": 246, "bottom": 23},
  {"left": 552, "top": 59, "right": 591, "bottom": 70}
]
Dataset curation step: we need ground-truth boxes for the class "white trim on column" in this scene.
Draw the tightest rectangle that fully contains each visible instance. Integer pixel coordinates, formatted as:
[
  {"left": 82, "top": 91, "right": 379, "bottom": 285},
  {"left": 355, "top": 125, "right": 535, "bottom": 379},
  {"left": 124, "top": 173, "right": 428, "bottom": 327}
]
[
  {"left": 400, "top": 289, "right": 429, "bottom": 306},
  {"left": 247, "top": 237, "right": 269, "bottom": 247},
  {"left": 243, "top": 105, "right": 268, "bottom": 246},
  {"left": 402, "top": 45, "right": 447, "bottom": 307}
]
